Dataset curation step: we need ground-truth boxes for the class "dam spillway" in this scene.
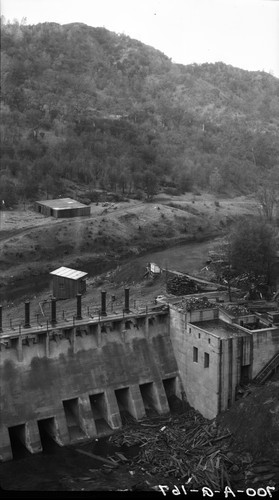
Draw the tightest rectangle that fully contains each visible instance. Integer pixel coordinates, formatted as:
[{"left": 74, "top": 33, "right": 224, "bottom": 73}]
[{"left": 0, "top": 301, "right": 181, "bottom": 461}]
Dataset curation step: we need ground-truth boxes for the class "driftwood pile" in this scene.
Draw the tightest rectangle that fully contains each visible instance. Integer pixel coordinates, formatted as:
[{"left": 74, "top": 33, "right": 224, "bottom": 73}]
[
  {"left": 227, "top": 454, "right": 278, "bottom": 490},
  {"left": 167, "top": 275, "right": 198, "bottom": 296},
  {"left": 109, "top": 408, "right": 233, "bottom": 489},
  {"left": 220, "top": 304, "right": 250, "bottom": 316},
  {"left": 243, "top": 460, "right": 278, "bottom": 488},
  {"left": 229, "top": 273, "right": 251, "bottom": 288},
  {"left": 183, "top": 296, "right": 214, "bottom": 311}
]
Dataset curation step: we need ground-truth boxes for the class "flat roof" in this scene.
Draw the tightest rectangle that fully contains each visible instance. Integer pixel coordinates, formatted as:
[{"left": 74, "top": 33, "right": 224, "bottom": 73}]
[
  {"left": 50, "top": 266, "right": 88, "bottom": 280},
  {"left": 36, "top": 198, "right": 89, "bottom": 210},
  {"left": 191, "top": 319, "right": 250, "bottom": 339}
]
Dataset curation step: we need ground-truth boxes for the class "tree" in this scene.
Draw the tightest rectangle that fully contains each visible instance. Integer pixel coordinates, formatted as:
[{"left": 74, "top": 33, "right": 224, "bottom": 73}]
[
  {"left": 1, "top": 20, "right": 279, "bottom": 204},
  {"left": 18, "top": 170, "right": 39, "bottom": 200},
  {"left": 257, "top": 184, "right": 278, "bottom": 222},
  {"left": 0, "top": 177, "right": 17, "bottom": 207},
  {"left": 142, "top": 171, "right": 158, "bottom": 201},
  {"left": 251, "top": 134, "right": 279, "bottom": 169},
  {"left": 229, "top": 218, "right": 278, "bottom": 286},
  {"left": 256, "top": 167, "right": 279, "bottom": 222},
  {"left": 41, "top": 173, "right": 63, "bottom": 199},
  {"left": 209, "top": 237, "right": 234, "bottom": 301},
  {"left": 209, "top": 167, "right": 223, "bottom": 194}
]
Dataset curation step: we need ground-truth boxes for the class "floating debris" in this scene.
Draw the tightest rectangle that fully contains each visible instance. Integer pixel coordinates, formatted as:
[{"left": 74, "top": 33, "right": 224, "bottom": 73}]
[{"left": 110, "top": 408, "right": 233, "bottom": 490}]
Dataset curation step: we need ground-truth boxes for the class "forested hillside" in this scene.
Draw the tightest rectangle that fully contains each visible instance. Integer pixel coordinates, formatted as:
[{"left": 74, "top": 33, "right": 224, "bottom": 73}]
[{"left": 1, "top": 20, "right": 279, "bottom": 205}]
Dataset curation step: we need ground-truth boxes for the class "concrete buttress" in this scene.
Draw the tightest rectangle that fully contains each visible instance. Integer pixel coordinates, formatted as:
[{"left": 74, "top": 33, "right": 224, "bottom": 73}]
[
  {"left": 126, "top": 384, "right": 146, "bottom": 420},
  {"left": 0, "top": 425, "right": 13, "bottom": 461},
  {"left": 17, "top": 335, "right": 23, "bottom": 362},
  {"left": 97, "top": 323, "right": 102, "bottom": 348},
  {"left": 104, "top": 388, "right": 122, "bottom": 429},
  {"left": 24, "top": 420, "right": 42, "bottom": 454},
  {"left": 152, "top": 380, "right": 170, "bottom": 414},
  {"left": 0, "top": 308, "right": 177, "bottom": 461},
  {"left": 53, "top": 409, "right": 71, "bottom": 446},
  {"left": 71, "top": 327, "right": 76, "bottom": 353},
  {"left": 77, "top": 395, "right": 97, "bottom": 437},
  {"left": 45, "top": 331, "right": 50, "bottom": 357}
]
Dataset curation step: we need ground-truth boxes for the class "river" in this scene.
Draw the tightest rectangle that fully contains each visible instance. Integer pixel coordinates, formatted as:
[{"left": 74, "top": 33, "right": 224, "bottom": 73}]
[
  {"left": 0, "top": 237, "right": 219, "bottom": 305},
  {"left": 0, "top": 432, "right": 141, "bottom": 492},
  {"left": 129, "top": 238, "right": 217, "bottom": 274}
]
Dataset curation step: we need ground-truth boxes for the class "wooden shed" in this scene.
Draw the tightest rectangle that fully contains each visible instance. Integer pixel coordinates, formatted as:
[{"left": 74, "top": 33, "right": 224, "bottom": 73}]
[
  {"left": 144, "top": 262, "right": 161, "bottom": 278},
  {"left": 35, "top": 198, "right": 90, "bottom": 218},
  {"left": 50, "top": 267, "right": 88, "bottom": 299}
]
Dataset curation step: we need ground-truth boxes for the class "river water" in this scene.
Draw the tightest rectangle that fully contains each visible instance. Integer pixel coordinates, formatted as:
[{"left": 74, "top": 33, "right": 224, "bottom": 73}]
[
  {"left": 0, "top": 238, "right": 218, "bottom": 305},
  {"left": 0, "top": 433, "right": 141, "bottom": 492},
  {"left": 129, "top": 238, "right": 216, "bottom": 274}
]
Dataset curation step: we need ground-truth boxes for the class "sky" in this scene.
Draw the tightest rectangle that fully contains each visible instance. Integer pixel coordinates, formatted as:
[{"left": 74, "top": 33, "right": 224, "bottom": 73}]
[{"left": 1, "top": 0, "right": 279, "bottom": 77}]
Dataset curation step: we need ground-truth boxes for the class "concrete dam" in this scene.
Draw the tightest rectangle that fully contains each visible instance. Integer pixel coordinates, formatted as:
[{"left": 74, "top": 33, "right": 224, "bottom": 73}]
[
  {"left": 0, "top": 292, "right": 181, "bottom": 462},
  {"left": 1, "top": 287, "right": 279, "bottom": 462}
]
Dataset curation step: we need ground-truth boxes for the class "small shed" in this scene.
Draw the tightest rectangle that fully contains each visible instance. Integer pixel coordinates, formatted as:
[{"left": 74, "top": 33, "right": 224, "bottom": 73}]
[
  {"left": 149, "top": 263, "right": 161, "bottom": 275},
  {"left": 144, "top": 262, "right": 161, "bottom": 278},
  {"left": 35, "top": 198, "right": 90, "bottom": 218},
  {"left": 50, "top": 266, "right": 88, "bottom": 299}
]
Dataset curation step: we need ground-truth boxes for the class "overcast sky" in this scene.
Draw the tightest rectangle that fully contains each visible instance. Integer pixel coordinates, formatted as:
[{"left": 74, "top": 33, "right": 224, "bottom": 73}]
[{"left": 2, "top": 0, "right": 279, "bottom": 77}]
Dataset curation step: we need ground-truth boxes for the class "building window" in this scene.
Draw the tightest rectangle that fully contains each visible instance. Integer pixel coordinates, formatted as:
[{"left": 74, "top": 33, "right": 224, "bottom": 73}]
[
  {"left": 189, "top": 327, "right": 191, "bottom": 333},
  {"left": 193, "top": 347, "right": 198, "bottom": 363},
  {"left": 198, "top": 332, "right": 201, "bottom": 339},
  {"left": 59, "top": 282, "right": 65, "bottom": 289},
  {"left": 204, "top": 352, "right": 210, "bottom": 368},
  {"left": 208, "top": 338, "right": 211, "bottom": 344}
]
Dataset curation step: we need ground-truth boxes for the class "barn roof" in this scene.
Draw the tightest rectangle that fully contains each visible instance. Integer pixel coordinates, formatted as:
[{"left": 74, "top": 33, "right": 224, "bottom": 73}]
[
  {"left": 50, "top": 266, "right": 88, "bottom": 280},
  {"left": 36, "top": 198, "right": 88, "bottom": 210}
]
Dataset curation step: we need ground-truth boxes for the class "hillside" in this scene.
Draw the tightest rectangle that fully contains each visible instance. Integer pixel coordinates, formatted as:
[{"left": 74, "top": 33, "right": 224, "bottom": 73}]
[
  {"left": 0, "top": 193, "right": 256, "bottom": 289},
  {"left": 1, "top": 20, "right": 279, "bottom": 205}
]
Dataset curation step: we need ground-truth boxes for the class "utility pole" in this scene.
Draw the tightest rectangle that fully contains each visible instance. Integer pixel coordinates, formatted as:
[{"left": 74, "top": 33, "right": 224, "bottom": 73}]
[
  {"left": 165, "top": 262, "right": 168, "bottom": 293},
  {"left": 0, "top": 200, "right": 5, "bottom": 230}
]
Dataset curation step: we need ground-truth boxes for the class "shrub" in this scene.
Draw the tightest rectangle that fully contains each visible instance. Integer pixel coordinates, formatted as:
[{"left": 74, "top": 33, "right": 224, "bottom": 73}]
[{"left": 164, "top": 187, "right": 181, "bottom": 196}]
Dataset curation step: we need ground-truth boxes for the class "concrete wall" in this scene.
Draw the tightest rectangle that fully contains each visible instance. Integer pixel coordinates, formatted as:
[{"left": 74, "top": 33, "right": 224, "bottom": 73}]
[
  {"left": 169, "top": 306, "right": 260, "bottom": 418},
  {"left": 188, "top": 308, "right": 219, "bottom": 323},
  {"left": 218, "top": 309, "right": 235, "bottom": 324},
  {"left": 217, "top": 309, "right": 279, "bottom": 380},
  {"left": 219, "top": 337, "right": 244, "bottom": 411},
  {"left": 169, "top": 306, "right": 220, "bottom": 419},
  {"left": 251, "top": 327, "right": 279, "bottom": 378},
  {"left": 0, "top": 311, "right": 178, "bottom": 461}
]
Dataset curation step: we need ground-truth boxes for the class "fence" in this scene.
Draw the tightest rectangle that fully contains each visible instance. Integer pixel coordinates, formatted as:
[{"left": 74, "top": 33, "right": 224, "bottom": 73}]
[{"left": 0, "top": 290, "right": 168, "bottom": 338}]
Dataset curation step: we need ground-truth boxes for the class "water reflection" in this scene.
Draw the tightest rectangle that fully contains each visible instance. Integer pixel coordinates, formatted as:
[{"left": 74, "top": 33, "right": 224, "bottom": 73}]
[{"left": 0, "top": 433, "right": 139, "bottom": 491}]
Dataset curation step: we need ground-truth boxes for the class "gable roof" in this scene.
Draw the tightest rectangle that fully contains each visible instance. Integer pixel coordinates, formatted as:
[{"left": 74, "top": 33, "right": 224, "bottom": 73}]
[
  {"left": 50, "top": 266, "right": 88, "bottom": 280},
  {"left": 36, "top": 198, "right": 88, "bottom": 210}
]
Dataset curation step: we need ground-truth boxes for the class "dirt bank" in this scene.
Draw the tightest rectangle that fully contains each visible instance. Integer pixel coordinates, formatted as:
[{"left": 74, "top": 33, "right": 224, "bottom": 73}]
[
  {"left": 217, "top": 377, "right": 279, "bottom": 459},
  {"left": 0, "top": 193, "right": 257, "bottom": 288}
]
